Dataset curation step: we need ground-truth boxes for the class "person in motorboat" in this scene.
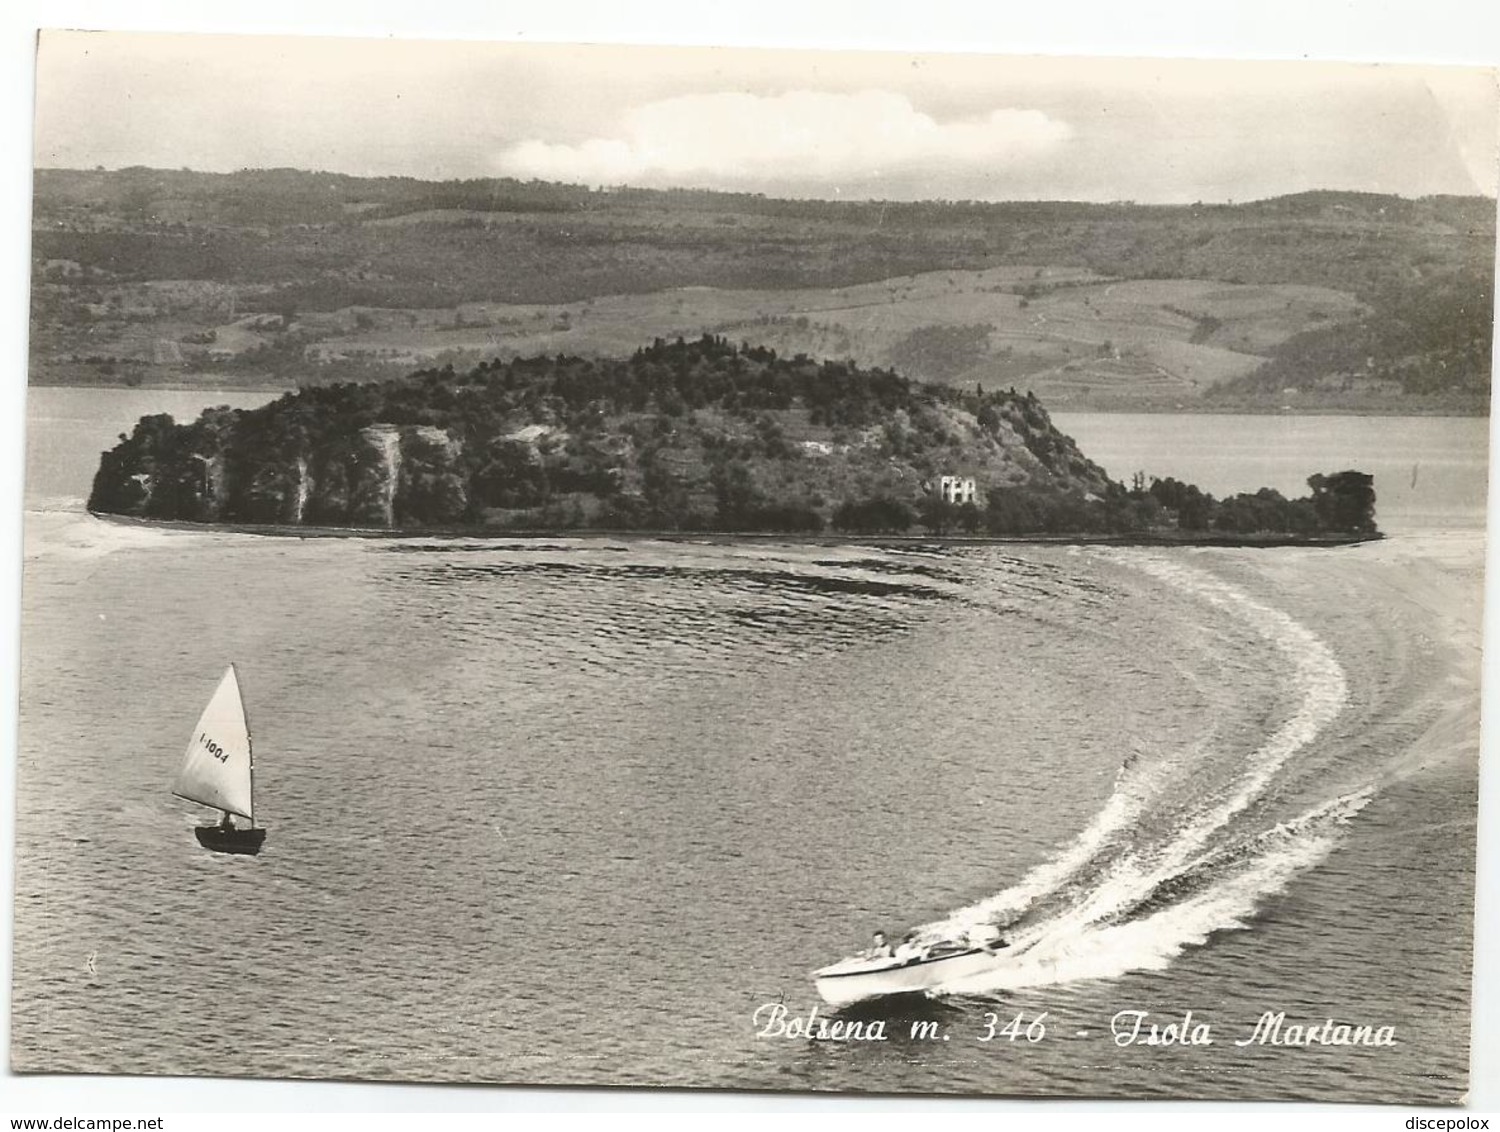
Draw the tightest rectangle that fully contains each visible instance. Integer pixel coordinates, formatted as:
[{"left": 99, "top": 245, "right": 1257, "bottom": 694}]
[
  {"left": 865, "top": 931, "right": 893, "bottom": 960},
  {"left": 893, "top": 933, "right": 925, "bottom": 964},
  {"left": 967, "top": 923, "right": 1009, "bottom": 952}
]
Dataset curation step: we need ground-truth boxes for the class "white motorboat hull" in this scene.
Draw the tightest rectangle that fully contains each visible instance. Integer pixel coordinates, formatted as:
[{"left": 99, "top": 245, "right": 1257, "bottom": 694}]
[{"left": 812, "top": 945, "right": 1011, "bottom": 1006}]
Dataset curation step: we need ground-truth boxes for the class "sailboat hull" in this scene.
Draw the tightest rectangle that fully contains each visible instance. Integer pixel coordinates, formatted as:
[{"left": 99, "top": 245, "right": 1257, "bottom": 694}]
[{"left": 194, "top": 825, "right": 267, "bottom": 855}]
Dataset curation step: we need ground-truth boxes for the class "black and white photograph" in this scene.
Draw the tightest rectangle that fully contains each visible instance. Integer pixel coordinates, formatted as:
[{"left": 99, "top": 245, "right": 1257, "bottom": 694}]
[{"left": 5, "top": 14, "right": 1497, "bottom": 1112}]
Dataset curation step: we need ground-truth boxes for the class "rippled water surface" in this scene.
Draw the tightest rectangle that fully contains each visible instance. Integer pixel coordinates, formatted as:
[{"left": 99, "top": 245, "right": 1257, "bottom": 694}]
[{"left": 10, "top": 390, "right": 1486, "bottom": 1102}]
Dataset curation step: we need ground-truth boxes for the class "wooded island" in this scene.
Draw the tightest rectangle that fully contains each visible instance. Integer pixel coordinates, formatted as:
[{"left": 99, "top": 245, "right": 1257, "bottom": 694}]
[{"left": 88, "top": 336, "right": 1379, "bottom": 540}]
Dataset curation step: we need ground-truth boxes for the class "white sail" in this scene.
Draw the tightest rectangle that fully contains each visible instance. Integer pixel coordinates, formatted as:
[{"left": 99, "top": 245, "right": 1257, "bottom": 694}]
[{"left": 172, "top": 665, "right": 254, "bottom": 821}]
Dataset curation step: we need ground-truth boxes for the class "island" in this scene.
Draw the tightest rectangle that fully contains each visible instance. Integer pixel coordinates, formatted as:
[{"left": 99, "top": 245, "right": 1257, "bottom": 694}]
[{"left": 88, "top": 336, "right": 1379, "bottom": 542}]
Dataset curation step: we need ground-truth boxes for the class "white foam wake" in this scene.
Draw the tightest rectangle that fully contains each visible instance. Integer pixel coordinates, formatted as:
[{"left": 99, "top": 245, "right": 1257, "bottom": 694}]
[
  {"left": 24, "top": 507, "right": 221, "bottom": 562},
  {"left": 918, "top": 553, "right": 1355, "bottom": 990},
  {"left": 941, "top": 788, "right": 1373, "bottom": 992}
]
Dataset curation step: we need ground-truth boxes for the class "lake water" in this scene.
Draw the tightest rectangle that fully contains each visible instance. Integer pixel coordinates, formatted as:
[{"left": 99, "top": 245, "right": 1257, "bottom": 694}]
[{"left": 9, "top": 388, "right": 1488, "bottom": 1103}]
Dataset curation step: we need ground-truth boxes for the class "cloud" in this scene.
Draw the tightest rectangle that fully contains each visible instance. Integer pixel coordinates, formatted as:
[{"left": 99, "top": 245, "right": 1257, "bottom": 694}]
[{"left": 496, "top": 90, "right": 1071, "bottom": 189}]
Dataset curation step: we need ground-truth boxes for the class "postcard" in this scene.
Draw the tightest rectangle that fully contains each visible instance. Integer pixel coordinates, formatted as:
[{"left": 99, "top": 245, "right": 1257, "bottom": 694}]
[{"left": 10, "top": 28, "right": 1495, "bottom": 1107}]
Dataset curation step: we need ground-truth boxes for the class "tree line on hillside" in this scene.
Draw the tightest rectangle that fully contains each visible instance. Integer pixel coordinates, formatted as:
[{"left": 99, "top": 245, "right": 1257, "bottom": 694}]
[
  {"left": 35, "top": 169, "right": 1491, "bottom": 316},
  {"left": 36, "top": 168, "right": 1491, "bottom": 234}
]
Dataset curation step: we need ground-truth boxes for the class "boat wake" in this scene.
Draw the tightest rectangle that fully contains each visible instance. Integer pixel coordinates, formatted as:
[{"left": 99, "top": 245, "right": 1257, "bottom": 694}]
[
  {"left": 24, "top": 504, "right": 225, "bottom": 562},
  {"left": 914, "top": 552, "right": 1362, "bottom": 995}
]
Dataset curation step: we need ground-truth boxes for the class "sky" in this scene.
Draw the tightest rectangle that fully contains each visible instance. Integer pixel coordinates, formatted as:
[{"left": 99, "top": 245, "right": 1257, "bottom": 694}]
[{"left": 29, "top": 29, "right": 1500, "bottom": 203}]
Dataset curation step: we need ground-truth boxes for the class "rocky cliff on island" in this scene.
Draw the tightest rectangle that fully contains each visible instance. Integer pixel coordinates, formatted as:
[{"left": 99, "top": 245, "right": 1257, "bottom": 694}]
[{"left": 88, "top": 336, "right": 1378, "bottom": 539}]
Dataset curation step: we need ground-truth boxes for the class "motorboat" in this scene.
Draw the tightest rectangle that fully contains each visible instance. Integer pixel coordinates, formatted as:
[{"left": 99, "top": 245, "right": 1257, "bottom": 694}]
[{"left": 812, "top": 936, "right": 1011, "bottom": 1007}]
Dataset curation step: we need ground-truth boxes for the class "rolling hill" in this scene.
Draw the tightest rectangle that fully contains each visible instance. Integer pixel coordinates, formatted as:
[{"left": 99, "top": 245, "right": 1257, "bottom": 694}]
[{"left": 30, "top": 168, "right": 1495, "bottom": 411}]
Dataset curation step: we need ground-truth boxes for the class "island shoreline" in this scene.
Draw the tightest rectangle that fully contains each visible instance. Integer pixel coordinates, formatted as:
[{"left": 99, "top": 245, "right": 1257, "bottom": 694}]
[{"left": 87, "top": 510, "right": 1383, "bottom": 549}]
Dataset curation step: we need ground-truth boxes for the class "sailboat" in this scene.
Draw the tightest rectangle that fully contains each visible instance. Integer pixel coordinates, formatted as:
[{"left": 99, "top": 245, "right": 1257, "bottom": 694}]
[{"left": 172, "top": 664, "right": 267, "bottom": 855}]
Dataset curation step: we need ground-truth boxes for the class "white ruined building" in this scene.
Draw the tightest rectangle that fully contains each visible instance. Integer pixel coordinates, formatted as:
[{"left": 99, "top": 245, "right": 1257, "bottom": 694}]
[{"left": 936, "top": 475, "right": 978, "bottom": 505}]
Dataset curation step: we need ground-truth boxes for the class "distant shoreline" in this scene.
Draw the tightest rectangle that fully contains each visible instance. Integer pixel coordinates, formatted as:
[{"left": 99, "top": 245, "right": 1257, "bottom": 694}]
[
  {"left": 89, "top": 511, "right": 1382, "bottom": 549},
  {"left": 28, "top": 379, "right": 1488, "bottom": 418},
  {"left": 29, "top": 379, "right": 294, "bottom": 396}
]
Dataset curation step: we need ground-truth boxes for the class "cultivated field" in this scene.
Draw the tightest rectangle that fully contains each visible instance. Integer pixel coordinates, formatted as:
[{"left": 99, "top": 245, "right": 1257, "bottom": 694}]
[{"left": 282, "top": 267, "right": 1366, "bottom": 407}]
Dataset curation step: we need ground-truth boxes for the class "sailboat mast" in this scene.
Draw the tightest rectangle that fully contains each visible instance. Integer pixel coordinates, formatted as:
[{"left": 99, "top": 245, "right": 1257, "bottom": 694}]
[{"left": 235, "top": 662, "right": 256, "bottom": 829}]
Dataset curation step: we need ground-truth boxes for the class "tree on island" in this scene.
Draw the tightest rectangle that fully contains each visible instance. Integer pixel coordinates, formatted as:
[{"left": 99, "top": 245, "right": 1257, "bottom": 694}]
[
  {"left": 1307, "top": 471, "right": 1378, "bottom": 536},
  {"left": 832, "top": 497, "right": 916, "bottom": 535}
]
